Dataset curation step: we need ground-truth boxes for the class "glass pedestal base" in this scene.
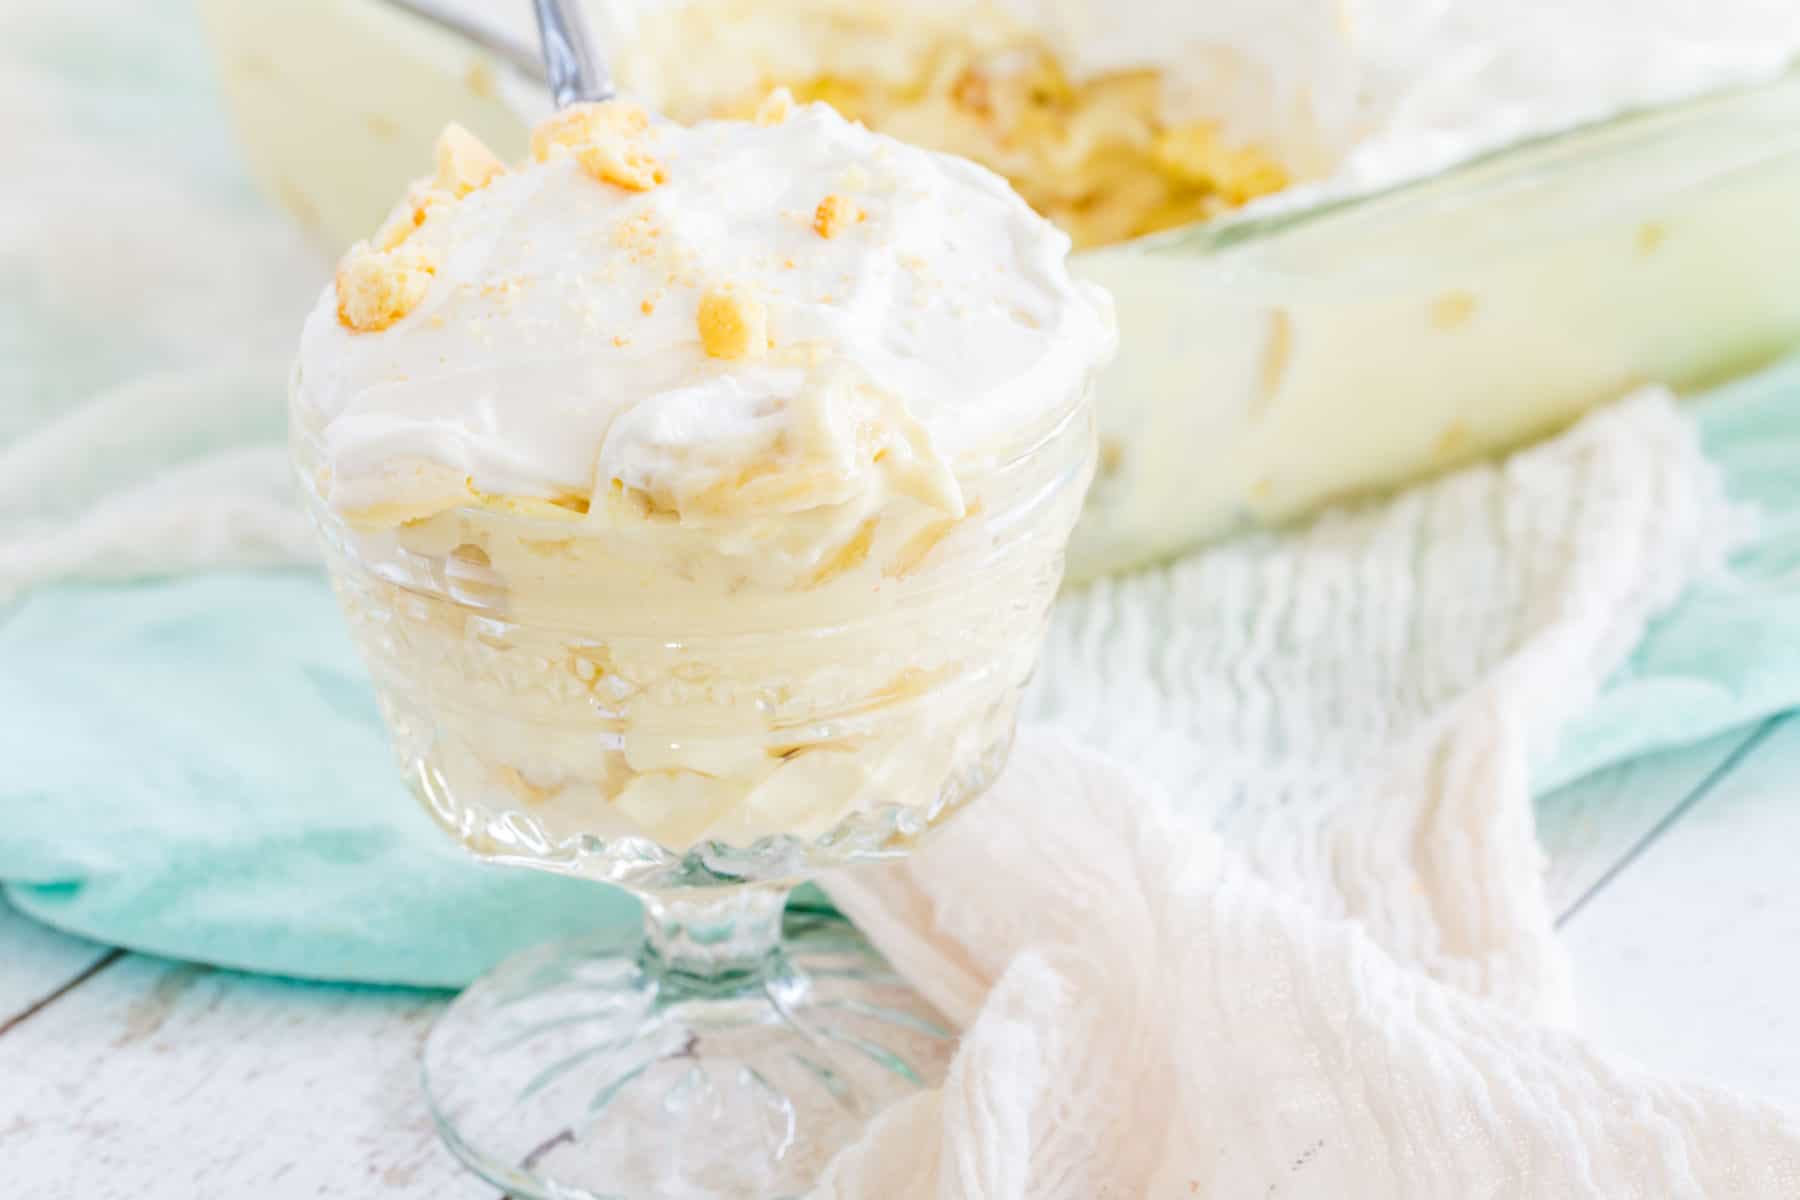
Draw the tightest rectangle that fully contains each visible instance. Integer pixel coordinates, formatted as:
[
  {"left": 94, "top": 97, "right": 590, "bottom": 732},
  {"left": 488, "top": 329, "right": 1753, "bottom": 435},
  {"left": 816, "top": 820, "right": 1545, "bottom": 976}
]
[{"left": 423, "top": 903, "right": 954, "bottom": 1199}]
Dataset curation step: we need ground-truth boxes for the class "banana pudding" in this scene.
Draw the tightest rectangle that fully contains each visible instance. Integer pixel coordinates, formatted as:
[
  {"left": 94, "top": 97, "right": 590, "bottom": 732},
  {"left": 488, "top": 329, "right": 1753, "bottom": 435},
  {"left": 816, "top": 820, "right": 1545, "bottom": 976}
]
[
  {"left": 690, "top": 16, "right": 1291, "bottom": 251},
  {"left": 293, "top": 101, "right": 1114, "bottom": 879}
]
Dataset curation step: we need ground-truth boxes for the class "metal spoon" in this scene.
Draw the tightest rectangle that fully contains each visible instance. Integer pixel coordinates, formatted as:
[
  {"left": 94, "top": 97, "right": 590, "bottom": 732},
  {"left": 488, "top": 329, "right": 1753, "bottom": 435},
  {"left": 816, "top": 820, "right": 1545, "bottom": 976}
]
[
  {"left": 530, "top": 0, "right": 616, "bottom": 106},
  {"left": 372, "top": 0, "right": 617, "bottom": 107}
]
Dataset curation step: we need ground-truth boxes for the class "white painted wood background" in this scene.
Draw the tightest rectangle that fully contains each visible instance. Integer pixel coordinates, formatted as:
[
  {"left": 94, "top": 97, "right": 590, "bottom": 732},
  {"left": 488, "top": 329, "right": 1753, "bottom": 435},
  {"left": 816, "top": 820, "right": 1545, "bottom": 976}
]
[{"left": 2, "top": 712, "right": 1795, "bottom": 1196}]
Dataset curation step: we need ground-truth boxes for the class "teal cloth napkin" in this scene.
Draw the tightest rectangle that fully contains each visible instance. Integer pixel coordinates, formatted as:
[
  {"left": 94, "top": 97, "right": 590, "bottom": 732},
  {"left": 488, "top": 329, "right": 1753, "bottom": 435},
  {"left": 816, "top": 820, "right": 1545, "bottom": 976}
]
[
  {"left": 3, "top": 360, "right": 1797, "bottom": 990},
  {"left": 1541, "top": 359, "right": 1800, "bottom": 791}
]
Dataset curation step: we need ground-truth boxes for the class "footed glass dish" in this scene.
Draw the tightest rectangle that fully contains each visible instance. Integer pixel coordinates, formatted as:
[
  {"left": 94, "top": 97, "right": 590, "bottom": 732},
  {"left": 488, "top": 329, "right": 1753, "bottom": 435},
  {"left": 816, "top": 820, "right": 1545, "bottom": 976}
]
[{"left": 297, "top": 376, "right": 1096, "bottom": 1197}]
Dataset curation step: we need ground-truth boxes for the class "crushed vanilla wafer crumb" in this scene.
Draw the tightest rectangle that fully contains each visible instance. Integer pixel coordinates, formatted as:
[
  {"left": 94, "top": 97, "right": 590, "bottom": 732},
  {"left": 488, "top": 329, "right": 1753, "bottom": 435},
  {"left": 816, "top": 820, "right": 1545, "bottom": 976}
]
[
  {"left": 531, "top": 101, "right": 666, "bottom": 191},
  {"left": 531, "top": 101, "right": 649, "bottom": 160},
  {"left": 698, "top": 285, "right": 768, "bottom": 359},
  {"left": 578, "top": 138, "right": 667, "bottom": 192},
  {"left": 371, "top": 125, "right": 506, "bottom": 252},
  {"left": 755, "top": 88, "right": 795, "bottom": 127},
  {"left": 336, "top": 242, "right": 439, "bottom": 332},
  {"left": 433, "top": 123, "right": 508, "bottom": 196},
  {"left": 373, "top": 181, "right": 453, "bottom": 251},
  {"left": 813, "top": 193, "right": 865, "bottom": 239}
]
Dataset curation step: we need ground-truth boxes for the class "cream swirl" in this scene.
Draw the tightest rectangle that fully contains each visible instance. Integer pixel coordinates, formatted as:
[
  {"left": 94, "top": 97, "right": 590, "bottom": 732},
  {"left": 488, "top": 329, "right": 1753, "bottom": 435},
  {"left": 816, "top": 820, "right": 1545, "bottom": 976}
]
[{"left": 293, "top": 102, "right": 1116, "bottom": 561}]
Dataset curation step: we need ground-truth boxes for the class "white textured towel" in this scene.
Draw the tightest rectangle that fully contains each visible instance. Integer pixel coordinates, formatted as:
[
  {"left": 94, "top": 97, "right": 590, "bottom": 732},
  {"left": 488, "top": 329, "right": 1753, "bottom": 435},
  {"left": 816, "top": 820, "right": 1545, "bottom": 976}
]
[
  {"left": 822, "top": 733, "right": 1800, "bottom": 1198},
  {"left": 0, "top": 363, "right": 312, "bottom": 601},
  {"left": 812, "top": 393, "right": 1800, "bottom": 1197},
  {"left": 1027, "top": 392, "right": 1741, "bottom": 1022}
]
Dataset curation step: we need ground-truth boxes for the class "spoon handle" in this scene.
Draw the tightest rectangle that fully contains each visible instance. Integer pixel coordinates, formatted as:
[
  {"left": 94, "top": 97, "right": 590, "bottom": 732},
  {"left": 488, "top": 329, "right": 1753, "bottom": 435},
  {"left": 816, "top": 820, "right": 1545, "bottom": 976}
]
[{"left": 532, "top": 0, "right": 616, "bottom": 108}]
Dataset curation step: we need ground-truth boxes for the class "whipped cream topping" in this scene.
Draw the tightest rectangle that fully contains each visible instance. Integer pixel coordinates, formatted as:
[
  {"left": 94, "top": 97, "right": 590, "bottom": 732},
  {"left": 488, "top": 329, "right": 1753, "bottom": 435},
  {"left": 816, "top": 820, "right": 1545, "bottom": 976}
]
[{"left": 294, "top": 103, "right": 1114, "bottom": 534}]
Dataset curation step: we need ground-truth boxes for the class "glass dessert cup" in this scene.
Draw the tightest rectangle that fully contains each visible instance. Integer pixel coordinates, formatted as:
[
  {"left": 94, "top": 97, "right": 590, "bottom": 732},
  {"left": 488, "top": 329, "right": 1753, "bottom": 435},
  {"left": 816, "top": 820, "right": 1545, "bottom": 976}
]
[{"left": 298, "top": 382, "right": 1096, "bottom": 1197}]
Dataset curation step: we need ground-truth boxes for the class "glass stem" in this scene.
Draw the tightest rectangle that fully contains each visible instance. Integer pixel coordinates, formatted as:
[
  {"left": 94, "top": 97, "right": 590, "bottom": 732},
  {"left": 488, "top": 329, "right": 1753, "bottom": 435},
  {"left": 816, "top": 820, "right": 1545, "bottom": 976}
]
[{"left": 639, "top": 883, "right": 792, "bottom": 989}]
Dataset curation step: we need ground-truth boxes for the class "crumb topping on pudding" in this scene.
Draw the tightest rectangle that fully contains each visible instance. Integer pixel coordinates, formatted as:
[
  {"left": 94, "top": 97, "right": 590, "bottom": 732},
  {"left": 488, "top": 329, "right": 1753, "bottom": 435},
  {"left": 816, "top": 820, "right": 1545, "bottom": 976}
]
[
  {"left": 530, "top": 100, "right": 668, "bottom": 192},
  {"left": 334, "top": 241, "right": 440, "bottom": 333},
  {"left": 697, "top": 284, "right": 769, "bottom": 359},
  {"left": 338, "top": 124, "right": 511, "bottom": 331},
  {"left": 812, "top": 192, "right": 865, "bottom": 239},
  {"left": 299, "top": 101, "right": 1114, "bottom": 539},
  {"left": 433, "top": 123, "right": 509, "bottom": 196}
]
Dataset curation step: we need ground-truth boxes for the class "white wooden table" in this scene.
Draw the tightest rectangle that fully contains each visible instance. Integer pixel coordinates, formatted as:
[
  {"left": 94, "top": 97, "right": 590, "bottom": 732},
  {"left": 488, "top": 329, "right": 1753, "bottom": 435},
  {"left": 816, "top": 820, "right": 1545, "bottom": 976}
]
[{"left": 3, "top": 713, "right": 1796, "bottom": 1196}]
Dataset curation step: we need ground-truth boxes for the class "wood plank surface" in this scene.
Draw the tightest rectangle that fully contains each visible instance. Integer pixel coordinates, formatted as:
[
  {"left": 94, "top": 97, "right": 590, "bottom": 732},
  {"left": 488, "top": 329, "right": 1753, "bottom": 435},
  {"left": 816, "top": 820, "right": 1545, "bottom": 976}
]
[
  {"left": 0, "top": 896, "right": 116, "bottom": 1025},
  {"left": 1534, "top": 723, "right": 1771, "bottom": 920},
  {"left": 0, "top": 954, "right": 488, "bottom": 1198},
  {"left": 1564, "top": 712, "right": 1800, "bottom": 1105}
]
